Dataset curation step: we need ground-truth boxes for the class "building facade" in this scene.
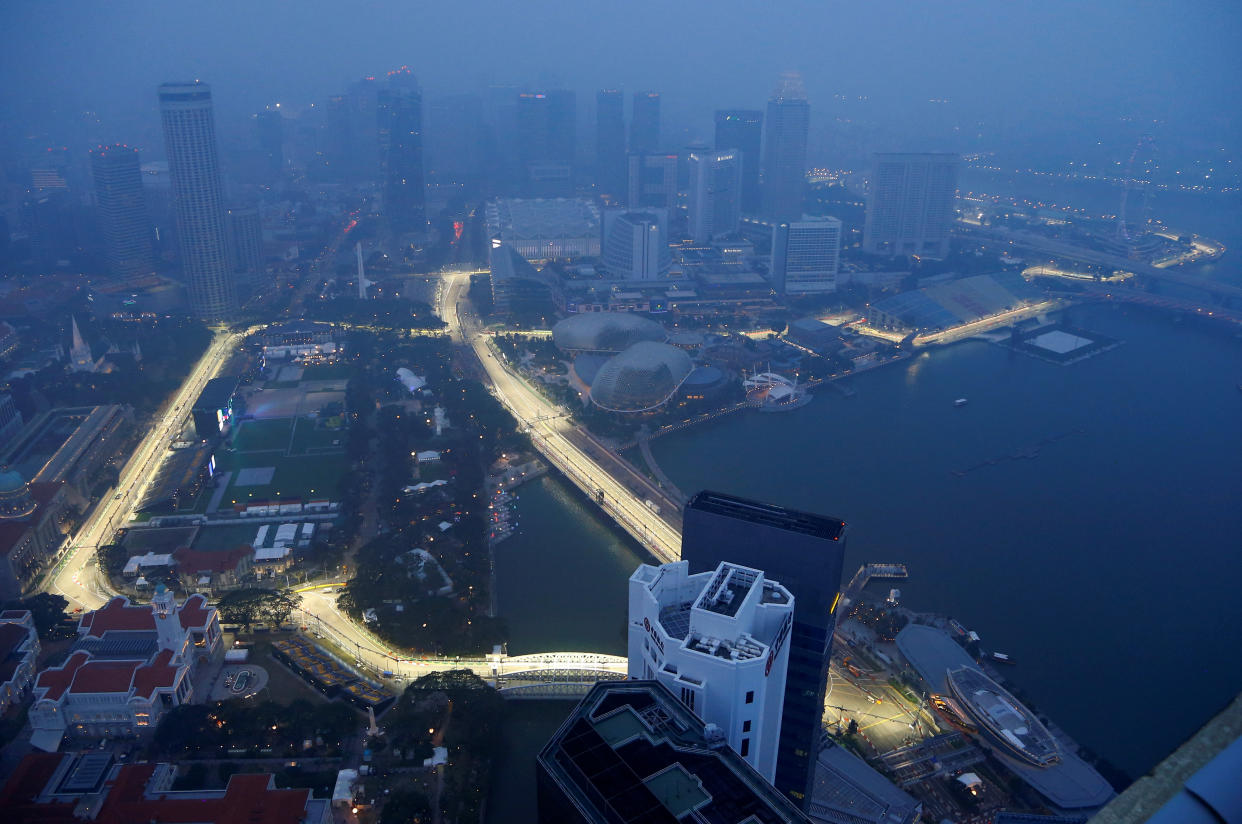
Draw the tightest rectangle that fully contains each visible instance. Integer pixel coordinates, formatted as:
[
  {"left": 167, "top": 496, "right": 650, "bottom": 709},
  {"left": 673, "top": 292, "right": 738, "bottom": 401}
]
[
  {"left": 770, "top": 216, "right": 842, "bottom": 294},
  {"left": 630, "top": 91, "right": 661, "bottom": 153},
  {"left": 627, "top": 153, "right": 679, "bottom": 210},
  {"left": 378, "top": 68, "right": 427, "bottom": 233},
  {"left": 761, "top": 73, "right": 811, "bottom": 224},
  {"left": 602, "top": 209, "right": 671, "bottom": 280},
  {"left": 227, "top": 206, "right": 264, "bottom": 294},
  {"left": 158, "top": 82, "right": 236, "bottom": 321},
  {"left": 0, "top": 610, "right": 40, "bottom": 714},
  {"left": 0, "top": 472, "right": 69, "bottom": 601},
  {"left": 680, "top": 490, "right": 847, "bottom": 810},
  {"left": 29, "top": 588, "right": 222, "bottom": 750},
  {"left": 595, "top": 89, "right": 627, "bottom": 202},
  {"left": 715, "top": 109, "right": 764, "bottom": 214},
  {"left": 863, "top": 152, "right": 960, "bottom": 259},
  {"left": 688, "top": 150, "right": 743, "bottom": 243},
  {"left": 90, "top": 145, "right": 155, "bottom": 282},
  {"left": 628, "top": 560, "right": 795, "bottom": 781}
]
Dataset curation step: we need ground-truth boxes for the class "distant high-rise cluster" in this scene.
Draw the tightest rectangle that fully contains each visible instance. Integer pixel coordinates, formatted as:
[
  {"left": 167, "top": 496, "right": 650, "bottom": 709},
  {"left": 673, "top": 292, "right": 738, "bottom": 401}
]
[
  {"left": 863, "top": 152, "right": 960, "bottom": 259},
  {"left": 771, "top": 216, "right": 842, "bottom": 294},
  {"left": 89, "top": 144, "right": 155, "bottom": 282},
  {"left": 630, "top": 91, "right": 661, "bottom": 154},
  {"left": 594, "top": 89, "right": 627, "bottom": 201},
  {"left": 688, "top": 150, "right": 742, "bottom": 242},
  {"left": 158, "top": 82, "right": 235, "bottom": 321},
  {"left": 714, "top": 109, "right": 763, "bottom": 215}
]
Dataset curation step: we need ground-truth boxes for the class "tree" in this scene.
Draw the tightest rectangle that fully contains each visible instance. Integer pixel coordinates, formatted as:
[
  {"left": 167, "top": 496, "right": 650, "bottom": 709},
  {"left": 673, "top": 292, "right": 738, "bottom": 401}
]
[
  {"left": 2, "top": 593, "right": 75, "bottom": 641},
  {"left": 381, "top": 788, "right": 432, "bottom": 824},
  {"left": 216, "top": 588, "right": 298, "bottom": 629}
]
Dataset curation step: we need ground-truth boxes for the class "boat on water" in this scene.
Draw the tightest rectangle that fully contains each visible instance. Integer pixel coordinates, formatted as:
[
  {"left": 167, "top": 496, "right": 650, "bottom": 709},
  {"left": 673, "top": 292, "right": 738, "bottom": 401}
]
[
  {"left": 946, "top": 666, "right": 1059, "bottom": 767},
  {"left": 954, "top": 398, "right": 969, "bottom": 407},
  {"left": 991, "top": 651, "right": 1014, "bottom": 664},
  {"left": 743, "top": 368, "right": 812, "bottom": 412}
]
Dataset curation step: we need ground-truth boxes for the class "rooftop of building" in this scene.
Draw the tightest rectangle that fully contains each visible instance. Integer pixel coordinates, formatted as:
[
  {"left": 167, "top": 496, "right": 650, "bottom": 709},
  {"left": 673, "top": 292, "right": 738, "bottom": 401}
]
[
  {"left": 173, "top": 544, "right": 251, "bottom": 575},
  {"left": 538, "top": 680, "right": 810, "bottom": 823},
  {"left": 589, "top": 342, "right": 694, "bottom": 413},
  {"left": 809, "top": 741, "right": 921, "bottom": 824},
  {"left": 79, "top": 593, "right": 214, "bottom": 638},
  {"left": 687, "top": 490, "right": 846, "bottom": 541},
  {"left": 0, "top": 481, "right": 64, "bottom": 556},
  {"left": 552, "top": 312, "right": 667, "bottom": 353},
  {"left": 486, "top": 197, "right": 601, "bottom": 238},
  {"left": 192, "top": 375, "right": 238, "bottom": 413}
]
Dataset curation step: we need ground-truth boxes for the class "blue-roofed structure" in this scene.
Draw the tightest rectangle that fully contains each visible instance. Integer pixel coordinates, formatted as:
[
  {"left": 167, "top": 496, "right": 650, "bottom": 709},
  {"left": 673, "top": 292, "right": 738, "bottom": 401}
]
[{"left": 868, "top": 272, "right": 1043, "bottom": 333}]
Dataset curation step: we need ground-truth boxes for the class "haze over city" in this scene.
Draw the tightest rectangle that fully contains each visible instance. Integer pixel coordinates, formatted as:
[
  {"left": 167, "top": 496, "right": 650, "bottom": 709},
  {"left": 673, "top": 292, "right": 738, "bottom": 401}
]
[{"left": 0, "top": 2, "right": 1238, "bottom": 824}]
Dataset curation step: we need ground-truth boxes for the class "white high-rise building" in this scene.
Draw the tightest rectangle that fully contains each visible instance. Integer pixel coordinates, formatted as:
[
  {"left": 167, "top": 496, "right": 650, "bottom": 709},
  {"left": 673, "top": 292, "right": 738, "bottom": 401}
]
[
  {"left": 628, "top": 560, "right": 795, "bottom": 782},
  {"left": 688, "top": 150, "right": 743, "bottom": 243},
  {"left": 159, "top": 81, "right": 236, "bottom": 321},
  {"left": 770, "top": 215, "right": 842, "bottom": 294},
  {"left": 602, "top": 208, "right": 671, "bottom": 280}
]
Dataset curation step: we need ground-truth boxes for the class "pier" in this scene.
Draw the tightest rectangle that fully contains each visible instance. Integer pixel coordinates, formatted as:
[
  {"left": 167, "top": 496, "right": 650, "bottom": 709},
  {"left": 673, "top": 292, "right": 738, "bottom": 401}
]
[{"left": 840, "top": 562, "right": 909, "bottom": 611}]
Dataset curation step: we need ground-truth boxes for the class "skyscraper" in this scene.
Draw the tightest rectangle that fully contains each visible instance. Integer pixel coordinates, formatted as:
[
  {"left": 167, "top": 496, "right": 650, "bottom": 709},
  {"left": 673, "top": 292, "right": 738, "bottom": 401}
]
[
  {"left": 630, "top": 91, "right": 661, "bottom": 153},
  {"left": 226, "top": 206, "right": 263, "bottom": 295},
  {"left": 378, "top": 68, "right": 427, "bottom": 234},
  {"left": 627, "top": 153, "right": 678, "bottom": 210},
  {"left": 680, "top": 490, "right": 847, "bottom": 810},
  {"left": 714, "top": 109, "right": 763, "bottom": 214},
  {"left": 863, "top": 152, "right": 961, "bottom": 259},
  {"left": 761, "top": 73, "right": 811, "bottom": 224},
  {"left": 158, "top": 81, "right": 235, "bottom": 321},
  {"left": 628, "top": 560, "right": 795, "bottom": 781},
  {"left": 602, "top": 209, "right": 671, "bottom": 280},
  {"left": 688, "top": 150, "right": 743, "bottom": 243},
  {"left": 90, "top": 144, "right": 154, "bottom": 282},
  {"left": 770, "top": 216, "right": 842, "bottom": 294},
  {"left": 254, "top": 108, "right": 284, "bottom": 180},
  {"left": 595, "top": 89, "right": 626, "bottom": 201},
  {"left": 514, "top": 90, "right": 576, "bottom": 197}
]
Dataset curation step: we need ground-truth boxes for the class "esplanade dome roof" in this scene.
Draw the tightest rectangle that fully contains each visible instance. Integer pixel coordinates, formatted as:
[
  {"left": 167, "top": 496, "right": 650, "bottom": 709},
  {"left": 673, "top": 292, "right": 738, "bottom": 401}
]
[
  {"left": 552, "top": 313, "right": 666, "bottom": 353},
  {"left": 589, "top": 342, "right": 694, "bottom": 413}
]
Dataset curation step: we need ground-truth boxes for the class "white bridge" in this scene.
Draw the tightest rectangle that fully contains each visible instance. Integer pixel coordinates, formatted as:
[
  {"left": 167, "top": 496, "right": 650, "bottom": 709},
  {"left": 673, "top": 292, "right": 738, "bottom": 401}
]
[{"left": 491, "top": 652, "right": 629, "bottom": 699}]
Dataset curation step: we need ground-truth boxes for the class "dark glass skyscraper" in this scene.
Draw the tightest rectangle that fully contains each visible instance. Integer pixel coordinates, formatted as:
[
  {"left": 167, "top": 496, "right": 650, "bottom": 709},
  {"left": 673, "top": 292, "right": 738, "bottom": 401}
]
[
  {"left": 630, "top": 91, "right": 660, "bottom": 153},
  {"left": 254, "top": 109, "right": 284, "bottom": 180},
  {"left": 595, "top": 89, "right": 626, "bottom": 201},
  {"left": 715, "top": 109, "right": 763, "bottom": 214},
  {"left": 680, "top": 490, "right": 847, "bottom": 810},
  {"left": 761, "top": 73, "right": 811, "bottom": 223},
  {"left": 159, "top": 81, "right": 235, "bottom": 321},
  {"left": 90, "top": 144, "right": 154, "bottom": 282},
  {"left": 378, "top": 68, "right": 427, "bottom": 234}
]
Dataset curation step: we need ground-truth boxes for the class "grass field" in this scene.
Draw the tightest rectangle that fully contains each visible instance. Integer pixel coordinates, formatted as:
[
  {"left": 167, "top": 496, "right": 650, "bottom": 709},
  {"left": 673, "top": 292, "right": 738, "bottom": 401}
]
[
  {"left": 289, "top": 418, "right": 346, "bottom": 455},
  {"left": 192, "top": 523, "right": 262, "bottom": 551},
  {"left": 213, "top": 450, "right": 349, "bottom": 505},
  {"left": 232, "top": 418, "right": 296, "bottom": 452}
]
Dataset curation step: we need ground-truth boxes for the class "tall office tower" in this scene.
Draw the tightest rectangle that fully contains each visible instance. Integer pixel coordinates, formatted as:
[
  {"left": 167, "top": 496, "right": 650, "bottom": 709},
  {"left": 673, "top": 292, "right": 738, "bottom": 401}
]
[
  {"left": 628, "top": 560, "right": 795, "bottom": 781},
  {"left": 347, "top": 76, "right": 381, "bottom": 181},
  {"left": 595, "top": 89, "right": 627, "bottom": 201},
  {"left": 627, "top": 153, "right": 678, "bottom": 210},
  {"left": 761, "top": 73, "right": 811, "bottom": 224},
  {"left": 425, "top": 93, "right": 484, "bottom": 189},
  {"left": 863, "top": 152, "right": 960, "bottom": 259},
  {"left": 715, "top": 109, "right": 763, "bottom": 214},
  {"left": 688, "top": 150, "right": 743, "bottom": 243},
  {"left": 602, "top": 208, "right": 670, "bottom": 280},
  {"left": 378, "top": 68, "right": 427, "bottom": 234},
  {"left": 254, "top": 108, "right": 284, "bottom": 180},
  {"left": 158, "top": 81, "right": 236, "bottom": 321},
  {"left": 680, "top": 490, "right": 847, "bottom": 809},
  {"left": 630, "top": 91, "right": 661, "bottom": 153},
  {"left": 514, "top": 90, "right": 576, "bottom": 197},
  {"left": 226, "top": 206, "right": 263, "bottom": 294},
  {"left": 770, "top": 215, "right": 841, "bottom": 294},
  {"left": 89, "top": 145, "right": 155, "bottom": 281}
]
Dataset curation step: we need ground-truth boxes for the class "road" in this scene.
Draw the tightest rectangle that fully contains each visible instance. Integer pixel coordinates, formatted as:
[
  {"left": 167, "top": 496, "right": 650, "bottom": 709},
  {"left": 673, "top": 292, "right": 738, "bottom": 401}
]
[
  {"left": 47, "top": 327, "right": 247, "bottom": 611},
  {"left": 438, "top": 272, "right": 683, "bottom": 562}
]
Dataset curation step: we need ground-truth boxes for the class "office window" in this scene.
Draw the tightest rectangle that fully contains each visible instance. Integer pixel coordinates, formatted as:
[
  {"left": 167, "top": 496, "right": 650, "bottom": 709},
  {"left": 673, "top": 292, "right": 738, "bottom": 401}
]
[
  {"left": 745, "top": 690, "right": 754, "bottom": 704},
  {"left": 743, "top": 720, "right": 752, "bottom": 733},
  {"left": 740, "top": 738, "right": 750, "bottom": 757}
]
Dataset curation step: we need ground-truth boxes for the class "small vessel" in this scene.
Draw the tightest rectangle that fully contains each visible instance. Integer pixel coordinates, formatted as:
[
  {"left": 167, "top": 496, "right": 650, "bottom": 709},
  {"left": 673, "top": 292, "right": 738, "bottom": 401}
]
[
  {"left": 954, "top": 398, "right": 968, "bottom": 407},
  {"left": 991, "top": 652, "right": 1014, "bottom": 664}
]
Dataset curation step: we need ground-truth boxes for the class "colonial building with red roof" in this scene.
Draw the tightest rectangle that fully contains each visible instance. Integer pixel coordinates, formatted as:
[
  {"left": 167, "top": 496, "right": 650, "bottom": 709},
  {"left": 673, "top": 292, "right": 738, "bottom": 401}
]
[
  {"left": 28, "top": 586, "right": 221, "bottom": 751},
  {"left": 0, "top": 751, "right": 329, "bottom": 824},
  {"left": 0, "top": 471, "right": 70, "bottom": 600},
  {"left": 0, "top": 609, "right": 40, "bottom": 713}
]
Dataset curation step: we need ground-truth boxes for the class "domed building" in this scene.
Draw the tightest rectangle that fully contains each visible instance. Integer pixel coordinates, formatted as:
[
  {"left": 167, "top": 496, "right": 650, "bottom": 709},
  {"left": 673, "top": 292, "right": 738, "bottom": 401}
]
[
  {"left": 0, "top": 468, "right": 36, "bottom": 521},
  {"left": 552, "top": 312, "right": 666, "bottom": 354},
  {"left": 589, "top": 342, "right": 694, "bottom": 413}
]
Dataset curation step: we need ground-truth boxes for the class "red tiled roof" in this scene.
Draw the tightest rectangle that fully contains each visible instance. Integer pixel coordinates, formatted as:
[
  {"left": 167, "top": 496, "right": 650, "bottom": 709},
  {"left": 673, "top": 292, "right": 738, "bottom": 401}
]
[
  {"left": 80, "top": 596, "right": 156, "bottom": 637},
  {"left": 34, "top": 650, "right": 90, "bottom": 701},
  {"left": 0, "top": 622, "right": 28, "bottom": 657},
  {"left": 0, "top": 752, "right": 71, "bottom": 812},
  {"left": 68, "top": 659, "right": 143, "bottom": 695},
  {"left": 177, "top": 593, "right": 214, "bottom": 630},
  {"left": 131, "top": 649, "right": 180, "bottom": 699},
  {"left": 173, "top": 545, "right": 250, "bottom": 575}
]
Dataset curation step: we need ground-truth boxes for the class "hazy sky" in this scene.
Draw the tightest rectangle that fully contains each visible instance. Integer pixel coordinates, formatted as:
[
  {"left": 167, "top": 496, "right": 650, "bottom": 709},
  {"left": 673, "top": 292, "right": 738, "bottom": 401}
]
[{"left": 3, "top": 0, "right": 1239, "bottom": 159}]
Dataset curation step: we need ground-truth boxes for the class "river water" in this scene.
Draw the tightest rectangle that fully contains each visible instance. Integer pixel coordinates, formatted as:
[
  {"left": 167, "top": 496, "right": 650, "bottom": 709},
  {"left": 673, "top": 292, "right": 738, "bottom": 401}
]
[{"left": 487, "top": 178, "right": 1242, "bottom": 813}]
